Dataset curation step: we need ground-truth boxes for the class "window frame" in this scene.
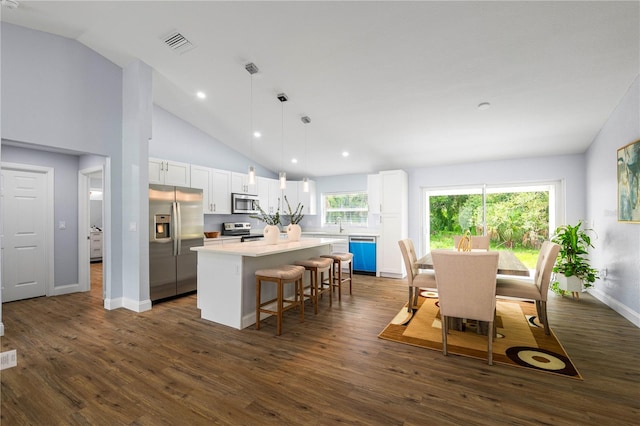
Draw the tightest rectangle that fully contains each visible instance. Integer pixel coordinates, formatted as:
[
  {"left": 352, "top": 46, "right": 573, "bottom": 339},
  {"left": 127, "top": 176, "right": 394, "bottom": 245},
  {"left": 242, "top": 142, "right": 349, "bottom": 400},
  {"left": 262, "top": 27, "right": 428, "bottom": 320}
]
[{"left": 321, "top": 191, "right": 369, "bottom": 228}]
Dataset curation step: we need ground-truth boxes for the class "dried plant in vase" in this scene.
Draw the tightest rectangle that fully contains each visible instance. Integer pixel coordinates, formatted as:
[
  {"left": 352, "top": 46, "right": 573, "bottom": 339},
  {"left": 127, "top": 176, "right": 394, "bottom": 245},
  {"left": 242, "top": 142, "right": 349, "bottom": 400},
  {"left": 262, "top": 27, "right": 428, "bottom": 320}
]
[
  {"left": 250, "top": 200, "right": 281, "bottom": 226},
  {"left": 284, "top": 196, "right": 304, "bottom": 241},
  {"left": 284, "top": 195, "right": 304, "bottom": 225}
]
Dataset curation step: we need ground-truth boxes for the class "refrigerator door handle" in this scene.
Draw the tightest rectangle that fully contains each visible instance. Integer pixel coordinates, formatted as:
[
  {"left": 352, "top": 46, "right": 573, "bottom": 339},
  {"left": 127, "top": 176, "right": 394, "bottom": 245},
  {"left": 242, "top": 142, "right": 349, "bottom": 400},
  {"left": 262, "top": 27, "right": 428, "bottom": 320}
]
[
  {"left": 176, "top": 201, "right": 182, "bottom": 255},
  {"left": 172, "top": 201, "right": 179, "bottom": 256}
]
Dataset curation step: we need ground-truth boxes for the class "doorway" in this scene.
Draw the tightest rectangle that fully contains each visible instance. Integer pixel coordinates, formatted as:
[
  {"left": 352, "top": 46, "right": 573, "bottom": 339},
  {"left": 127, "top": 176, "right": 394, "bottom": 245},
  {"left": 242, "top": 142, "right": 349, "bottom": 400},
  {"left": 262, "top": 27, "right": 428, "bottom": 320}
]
[
  {"left": 1, "top": 164, "right": 54, "bottom": 302},
  {"left": 78, "top": 166, "right": 105, "bottom": 298}
]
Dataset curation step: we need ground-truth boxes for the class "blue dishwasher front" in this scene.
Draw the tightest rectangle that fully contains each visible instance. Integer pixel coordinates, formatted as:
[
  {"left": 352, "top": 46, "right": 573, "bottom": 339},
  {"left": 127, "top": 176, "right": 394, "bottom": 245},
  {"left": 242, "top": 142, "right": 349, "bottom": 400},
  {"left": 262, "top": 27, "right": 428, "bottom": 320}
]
[{"left": 349, "top": 236, "right": 377, "bottom": 274}]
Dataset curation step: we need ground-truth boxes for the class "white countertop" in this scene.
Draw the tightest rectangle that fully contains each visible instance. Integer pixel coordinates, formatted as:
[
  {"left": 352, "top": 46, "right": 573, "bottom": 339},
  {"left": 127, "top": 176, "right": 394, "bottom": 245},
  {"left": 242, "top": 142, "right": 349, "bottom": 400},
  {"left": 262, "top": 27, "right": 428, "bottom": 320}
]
[{"left": 191, "top": 237, "right": 340, "bottom": 257}]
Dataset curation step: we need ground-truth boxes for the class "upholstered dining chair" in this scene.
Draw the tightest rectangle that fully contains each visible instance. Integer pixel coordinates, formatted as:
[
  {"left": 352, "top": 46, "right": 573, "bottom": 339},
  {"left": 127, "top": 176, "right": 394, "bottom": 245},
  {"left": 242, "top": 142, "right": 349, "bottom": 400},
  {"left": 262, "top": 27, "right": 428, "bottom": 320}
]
[
  {"left": 495, "top": 241, "right": 561, "bottom": 335},
  {"left": 431, "top": 250, "right": 499, "bottom": 365},
  {"left": 398, "top": 239, "right": 437, "bottom": 313},
  {"left": 453, "top": 235, "right": 490, "bottom": 251}
]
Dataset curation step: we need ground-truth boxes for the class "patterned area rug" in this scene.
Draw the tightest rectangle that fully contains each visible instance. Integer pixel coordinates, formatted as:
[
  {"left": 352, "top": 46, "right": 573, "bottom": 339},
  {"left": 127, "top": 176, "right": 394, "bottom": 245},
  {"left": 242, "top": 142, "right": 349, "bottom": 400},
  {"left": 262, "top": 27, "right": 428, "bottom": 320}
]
[{"left": 379, "top": 296, "right": 582, "bottom": 379}]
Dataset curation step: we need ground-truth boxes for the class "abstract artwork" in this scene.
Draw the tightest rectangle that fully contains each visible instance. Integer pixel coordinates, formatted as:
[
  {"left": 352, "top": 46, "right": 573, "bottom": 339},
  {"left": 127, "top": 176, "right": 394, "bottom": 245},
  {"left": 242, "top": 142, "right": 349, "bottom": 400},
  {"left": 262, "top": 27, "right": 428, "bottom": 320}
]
[{"left": 618, "top": 139, "right": 640, "bottom": 222}]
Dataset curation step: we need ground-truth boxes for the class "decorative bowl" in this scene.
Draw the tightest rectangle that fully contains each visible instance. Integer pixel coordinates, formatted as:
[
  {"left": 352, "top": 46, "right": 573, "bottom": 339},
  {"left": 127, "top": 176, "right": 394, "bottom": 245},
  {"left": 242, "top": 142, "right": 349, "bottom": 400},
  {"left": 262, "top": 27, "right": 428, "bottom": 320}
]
[{"left": 204, "top": 231, "right": 220, "bottom": 238}]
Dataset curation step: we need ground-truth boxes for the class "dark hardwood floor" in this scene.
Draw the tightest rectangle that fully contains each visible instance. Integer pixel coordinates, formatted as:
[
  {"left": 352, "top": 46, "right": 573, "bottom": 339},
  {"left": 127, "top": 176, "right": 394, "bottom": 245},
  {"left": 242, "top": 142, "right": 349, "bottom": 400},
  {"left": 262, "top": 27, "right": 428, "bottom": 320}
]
[{"left": 1, "top": 263, "right": 639, "bottom": 425}]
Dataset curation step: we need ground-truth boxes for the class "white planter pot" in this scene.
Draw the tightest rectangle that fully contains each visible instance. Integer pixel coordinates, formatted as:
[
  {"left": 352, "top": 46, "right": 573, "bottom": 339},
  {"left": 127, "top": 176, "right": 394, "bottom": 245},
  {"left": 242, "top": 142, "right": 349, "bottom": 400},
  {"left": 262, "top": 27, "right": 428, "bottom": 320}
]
[
  {"left": 287, "top": 224, "right": 302, "bottom": 242},
  {"left": 557, "top": 274, "right": 583, "bottom": 292},
  {"left": 263, "top": 225, "right": 281, "bottom": 245}
]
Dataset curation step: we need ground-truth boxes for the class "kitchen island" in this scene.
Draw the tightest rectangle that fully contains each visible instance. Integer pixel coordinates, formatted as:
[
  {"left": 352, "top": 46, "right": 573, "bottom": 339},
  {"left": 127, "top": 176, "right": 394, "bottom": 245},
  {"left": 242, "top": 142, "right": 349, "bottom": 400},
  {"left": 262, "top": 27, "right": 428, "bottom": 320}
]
[{"left": 191, "top": 238, "right": 338, "bottom": 329}]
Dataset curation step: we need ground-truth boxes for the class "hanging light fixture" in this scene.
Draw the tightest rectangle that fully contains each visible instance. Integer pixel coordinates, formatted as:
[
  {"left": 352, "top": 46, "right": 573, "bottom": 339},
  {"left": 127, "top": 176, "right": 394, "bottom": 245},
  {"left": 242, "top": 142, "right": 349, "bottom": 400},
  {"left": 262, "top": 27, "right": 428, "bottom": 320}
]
[
  {"left": 245, "top": 62, "right": 259, "bottom": 185},
  {"left": 301, "top": 116, "right": 311, "bottom": 192},
  {"left": 277, "top": 93, "right": 288, "bottom": 189}
]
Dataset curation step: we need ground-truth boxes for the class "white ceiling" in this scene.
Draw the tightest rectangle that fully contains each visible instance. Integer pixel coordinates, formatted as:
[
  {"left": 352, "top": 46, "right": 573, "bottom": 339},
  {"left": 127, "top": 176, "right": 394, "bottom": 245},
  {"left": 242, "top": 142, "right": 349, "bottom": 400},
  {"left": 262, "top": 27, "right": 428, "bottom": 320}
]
[{"left": 2, "top": 1, "right": 639, "bottom": 178}]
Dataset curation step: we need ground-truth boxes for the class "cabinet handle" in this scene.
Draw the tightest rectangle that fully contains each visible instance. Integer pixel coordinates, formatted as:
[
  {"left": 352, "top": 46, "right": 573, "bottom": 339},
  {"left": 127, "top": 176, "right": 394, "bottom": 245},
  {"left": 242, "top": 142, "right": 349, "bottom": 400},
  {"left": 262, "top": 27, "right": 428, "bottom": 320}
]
[
  {"left": 213, "top": 203, "right": 216, "bottom": 212},
  {"left": 165, "top": 162, "right": 169, "bottom": 171}
]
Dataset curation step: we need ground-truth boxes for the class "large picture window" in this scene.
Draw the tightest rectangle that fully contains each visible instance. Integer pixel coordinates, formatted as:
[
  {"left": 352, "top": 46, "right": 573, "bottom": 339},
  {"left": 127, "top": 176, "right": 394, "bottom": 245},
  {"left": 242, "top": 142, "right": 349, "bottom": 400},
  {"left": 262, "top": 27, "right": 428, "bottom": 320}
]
[
  {"left": 322, "top": 192, "right": 368, "bottom": 227},
  {"left": 422, "top": 182, "right": 562, "bottom": 268}
]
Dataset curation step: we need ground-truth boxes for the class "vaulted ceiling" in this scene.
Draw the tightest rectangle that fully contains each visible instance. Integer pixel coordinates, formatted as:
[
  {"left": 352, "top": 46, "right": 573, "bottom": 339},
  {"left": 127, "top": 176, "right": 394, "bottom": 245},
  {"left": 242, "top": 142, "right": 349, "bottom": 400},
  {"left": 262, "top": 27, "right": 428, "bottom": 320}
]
[{"left": 3, "top": 1, "right": 638, "bottom": 178}]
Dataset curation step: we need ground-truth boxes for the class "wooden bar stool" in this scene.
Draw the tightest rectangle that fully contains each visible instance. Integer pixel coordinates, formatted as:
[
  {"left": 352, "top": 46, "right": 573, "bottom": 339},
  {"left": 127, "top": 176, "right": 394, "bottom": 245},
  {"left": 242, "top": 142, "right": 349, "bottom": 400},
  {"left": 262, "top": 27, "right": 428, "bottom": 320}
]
[
  {"left": 255, "top": 265, "right": 305, "bottom": 335},
  {"left": 295, "top": 257, "right": 333, "bottom": 314},
  {"left": 321, "top": 252, "right": 354, "bottom": 301}
]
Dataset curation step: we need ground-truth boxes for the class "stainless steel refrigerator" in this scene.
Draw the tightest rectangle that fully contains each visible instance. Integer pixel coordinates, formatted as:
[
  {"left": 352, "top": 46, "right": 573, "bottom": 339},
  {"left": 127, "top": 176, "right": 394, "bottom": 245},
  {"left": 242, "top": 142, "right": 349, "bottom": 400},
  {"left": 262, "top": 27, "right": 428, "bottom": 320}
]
[{"left": 149, "top": 184, "right": 203, "bottom": 302}]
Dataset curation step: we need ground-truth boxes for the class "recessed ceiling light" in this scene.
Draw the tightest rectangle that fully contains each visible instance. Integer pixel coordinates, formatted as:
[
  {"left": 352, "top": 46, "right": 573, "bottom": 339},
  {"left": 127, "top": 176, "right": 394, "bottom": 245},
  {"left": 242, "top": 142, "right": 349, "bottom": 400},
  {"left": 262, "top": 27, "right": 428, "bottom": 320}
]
[
  {"left": 477, "top": 102, "right": 491, "bottom": 110},
  {"left": 196, "top": 91, "right": 206, "bottom": 99},
  {"left": 342, "top": 151, "right": 349, "bottom": 157},
  {"left": 253, "top": 131, "right": 261, "bottom": 138},
  {"left": 291, "top": 158, "right": 298, "bottom": 164}
]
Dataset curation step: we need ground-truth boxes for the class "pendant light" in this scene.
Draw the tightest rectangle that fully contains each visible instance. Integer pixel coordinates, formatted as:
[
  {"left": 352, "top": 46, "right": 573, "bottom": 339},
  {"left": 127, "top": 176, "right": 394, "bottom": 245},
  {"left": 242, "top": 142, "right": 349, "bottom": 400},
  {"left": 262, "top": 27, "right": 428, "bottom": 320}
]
[
  {"left": 245, "top": 62, "right": 259, "bottom": 185},
  {"left": 301, "top": 116, "right": 311, "bottom": 192},
  {"left": 277, "top": 93, "right": 288, "bottom": 190}
]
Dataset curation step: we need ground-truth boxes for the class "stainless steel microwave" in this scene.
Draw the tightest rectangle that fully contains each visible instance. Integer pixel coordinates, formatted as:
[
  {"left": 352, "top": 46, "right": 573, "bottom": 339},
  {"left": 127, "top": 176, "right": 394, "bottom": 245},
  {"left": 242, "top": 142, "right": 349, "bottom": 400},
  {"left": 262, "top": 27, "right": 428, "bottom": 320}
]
[{"left": 231, "top": 193, "right": 259, "bottom": 214}]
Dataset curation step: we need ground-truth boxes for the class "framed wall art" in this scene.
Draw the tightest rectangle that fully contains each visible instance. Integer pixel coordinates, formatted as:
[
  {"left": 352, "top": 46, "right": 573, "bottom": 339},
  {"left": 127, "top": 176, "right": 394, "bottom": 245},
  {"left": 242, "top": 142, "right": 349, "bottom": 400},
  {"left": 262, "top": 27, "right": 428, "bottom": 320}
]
[{"left": 617, "top": 139, "right": 640, "bottom": 222}]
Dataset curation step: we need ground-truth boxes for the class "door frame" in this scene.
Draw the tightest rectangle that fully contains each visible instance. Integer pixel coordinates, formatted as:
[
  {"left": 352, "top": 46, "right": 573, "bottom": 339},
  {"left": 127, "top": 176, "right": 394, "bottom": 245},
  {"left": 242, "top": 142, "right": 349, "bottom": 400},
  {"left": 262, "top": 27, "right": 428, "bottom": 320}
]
[
  {"left": 78, "top": 165, "right": 104, "bottom": 293},
  {"left": 420, "top": 180, "right": 564, "bottom": 256},
  {"left": 1, "top": 162, "right": 55, "bottom": 298}
]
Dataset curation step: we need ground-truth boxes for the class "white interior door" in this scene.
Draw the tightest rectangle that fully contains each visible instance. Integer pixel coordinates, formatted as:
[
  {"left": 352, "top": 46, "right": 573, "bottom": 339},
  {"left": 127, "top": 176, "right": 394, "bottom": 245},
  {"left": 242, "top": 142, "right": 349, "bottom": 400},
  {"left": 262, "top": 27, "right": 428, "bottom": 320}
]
[{"left": 1, "top": 168, "right": 48, "bottom": 302}]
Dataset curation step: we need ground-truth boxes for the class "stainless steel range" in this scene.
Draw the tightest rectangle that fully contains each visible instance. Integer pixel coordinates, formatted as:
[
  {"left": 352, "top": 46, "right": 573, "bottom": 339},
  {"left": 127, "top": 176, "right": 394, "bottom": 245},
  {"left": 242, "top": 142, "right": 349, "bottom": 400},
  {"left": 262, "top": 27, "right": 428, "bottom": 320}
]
[{"left": 222, "top": 222, "right": 263, "bottom": 242}]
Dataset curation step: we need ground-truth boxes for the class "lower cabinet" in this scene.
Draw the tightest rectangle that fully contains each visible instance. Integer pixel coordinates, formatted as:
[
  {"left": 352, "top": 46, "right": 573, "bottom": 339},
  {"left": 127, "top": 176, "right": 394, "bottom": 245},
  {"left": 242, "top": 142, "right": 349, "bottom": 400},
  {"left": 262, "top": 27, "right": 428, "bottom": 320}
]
[{"left": 90, "top": 231, "right": 103, "bottom": 262}]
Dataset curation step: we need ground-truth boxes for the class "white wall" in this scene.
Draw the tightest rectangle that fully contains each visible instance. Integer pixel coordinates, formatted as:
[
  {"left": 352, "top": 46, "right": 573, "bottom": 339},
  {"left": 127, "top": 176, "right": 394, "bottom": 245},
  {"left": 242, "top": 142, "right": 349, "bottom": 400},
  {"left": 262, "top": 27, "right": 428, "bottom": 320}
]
[
  {"left": 407, "top": 154, "right": 585, "bottom": 249},
  {"left": 1, "top": 22, "right": 125, "bottom": 301},
  {"left": 586, "top": 76, "right": 640, "bottom": 326},
  {"left": 151, "top": 106, "right": 275, "bottom": 177},
  {"left": 1, "top": 23, "right": 122, "bottom": 155}
]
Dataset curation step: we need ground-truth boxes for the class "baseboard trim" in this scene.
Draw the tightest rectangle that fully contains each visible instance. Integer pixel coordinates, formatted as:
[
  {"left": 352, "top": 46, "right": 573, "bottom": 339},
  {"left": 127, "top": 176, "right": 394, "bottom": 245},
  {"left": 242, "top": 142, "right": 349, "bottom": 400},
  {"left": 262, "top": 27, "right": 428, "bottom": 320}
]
[
  {"left": 52, "top": 283, "right": 82, "bottom": 296},
  {"left": 103, "top": 297, "right": 152, "bottom": 313},
  {"left": 588, "top": 287, "right": 640, "bottom": 328}
]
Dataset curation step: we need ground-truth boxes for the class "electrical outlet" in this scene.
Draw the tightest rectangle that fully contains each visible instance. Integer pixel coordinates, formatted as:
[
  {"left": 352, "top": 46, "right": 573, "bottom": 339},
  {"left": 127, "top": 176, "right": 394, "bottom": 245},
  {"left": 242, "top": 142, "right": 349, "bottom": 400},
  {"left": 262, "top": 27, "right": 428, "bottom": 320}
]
[
  {"left": 0, "top": 349, "right": 17, "bottom": 370},
  {"left": 600, "top": 268, "right": 608, "bottom": 279}
]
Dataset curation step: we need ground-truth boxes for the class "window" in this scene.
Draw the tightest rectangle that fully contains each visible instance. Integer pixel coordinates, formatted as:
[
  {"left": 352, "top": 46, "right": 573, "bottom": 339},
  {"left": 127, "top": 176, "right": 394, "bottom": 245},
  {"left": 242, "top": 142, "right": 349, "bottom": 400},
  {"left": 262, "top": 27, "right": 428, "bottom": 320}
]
[
  {"left": 422, "top": 182, "right": 562, "bottom": 268},
  {"left": 322, "top": 192, "right": 369, "bottom": 227}
]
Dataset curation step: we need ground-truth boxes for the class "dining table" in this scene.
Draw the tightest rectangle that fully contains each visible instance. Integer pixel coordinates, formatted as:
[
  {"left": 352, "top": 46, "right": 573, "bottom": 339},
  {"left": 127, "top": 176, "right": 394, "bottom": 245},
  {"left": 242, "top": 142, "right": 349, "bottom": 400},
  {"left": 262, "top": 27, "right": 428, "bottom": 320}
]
[{"left": 415, "top": 250, "right": 530, "bottom": 277}]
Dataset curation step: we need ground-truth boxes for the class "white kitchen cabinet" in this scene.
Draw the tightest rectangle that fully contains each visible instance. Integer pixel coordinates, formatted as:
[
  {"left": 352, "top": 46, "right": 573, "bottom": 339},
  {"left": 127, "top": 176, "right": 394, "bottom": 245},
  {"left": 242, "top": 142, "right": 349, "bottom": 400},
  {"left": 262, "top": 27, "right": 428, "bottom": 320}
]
[
  {"left": 190, "top": 165, "right": 231, "bottom": 214},
  {"left": 90, "top": 231, "right": 103, "bottom": 261},
  {"left": 283, "top": 182, "right": 300, "bottom": 215},
  {"left": 204, "top": 239, "right": 223, "bottom": 246},
  {"left": 149, "top": 158, "right": 191, "bottom": 186},
  {"left": 380, "top": 169, "right": 407, "bottom": 215},
  {"left": 211, "top": 169, "right": 231, "bottom": 214},
  {"left": 378, "top": 170, "right": 408, "bottom": 278},
  {"left": 231, "top": 172, "right": 256, "bottom": 194},
  {"left": 256, "top": 177, "right": 282, "bottom": 214}
]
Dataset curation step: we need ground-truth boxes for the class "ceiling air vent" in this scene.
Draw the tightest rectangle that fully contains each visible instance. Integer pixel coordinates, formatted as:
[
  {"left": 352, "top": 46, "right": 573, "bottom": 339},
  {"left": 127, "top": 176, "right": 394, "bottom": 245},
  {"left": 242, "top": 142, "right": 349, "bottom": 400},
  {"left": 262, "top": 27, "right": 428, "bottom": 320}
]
[{"left": 161, "top": 31, "right": 195, "bottom": 55}]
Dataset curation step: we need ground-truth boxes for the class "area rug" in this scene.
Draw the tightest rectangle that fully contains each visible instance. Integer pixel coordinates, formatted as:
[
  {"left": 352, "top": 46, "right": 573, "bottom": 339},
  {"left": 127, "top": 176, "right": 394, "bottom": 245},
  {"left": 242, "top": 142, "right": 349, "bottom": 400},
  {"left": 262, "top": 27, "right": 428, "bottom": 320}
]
[{"left": 379, "top": 297, "right": 582, "bottom": 379}]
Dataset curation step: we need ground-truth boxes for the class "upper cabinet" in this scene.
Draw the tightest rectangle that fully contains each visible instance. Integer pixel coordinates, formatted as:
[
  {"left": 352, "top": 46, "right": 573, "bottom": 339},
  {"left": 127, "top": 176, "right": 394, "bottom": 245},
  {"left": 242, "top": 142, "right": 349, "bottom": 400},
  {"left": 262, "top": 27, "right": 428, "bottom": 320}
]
[
  {"left": 282, "top": 180, "right": 316, "bottom": 216},
  {"left": 190, "top": 165, "right": 231, "bottom": 214},
  {"left": 367, "top": 174, "right": 381, "bottom": 215},
  {"left": 257, "top": 176, "right": 282, "bottom": 214},
  {"left": 380, "top": 169, "right": 408, "bottom": 215},
  {"left": 149, "top": 158, "right": 191, "bottom": 186},
  {"left": 231, "top": 172, "right": 256, "bottom": 194}
]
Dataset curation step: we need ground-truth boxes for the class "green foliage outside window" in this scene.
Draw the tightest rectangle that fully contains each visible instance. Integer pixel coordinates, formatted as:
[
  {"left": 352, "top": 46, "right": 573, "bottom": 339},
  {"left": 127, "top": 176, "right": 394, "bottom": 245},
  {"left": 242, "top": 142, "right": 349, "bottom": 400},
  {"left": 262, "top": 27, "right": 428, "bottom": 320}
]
[
  {"left": 430, "top": 191, "right": 549, "bottom": 250},
  {"left": 323, "top": 192, "right": 368, "bottom": 226}
]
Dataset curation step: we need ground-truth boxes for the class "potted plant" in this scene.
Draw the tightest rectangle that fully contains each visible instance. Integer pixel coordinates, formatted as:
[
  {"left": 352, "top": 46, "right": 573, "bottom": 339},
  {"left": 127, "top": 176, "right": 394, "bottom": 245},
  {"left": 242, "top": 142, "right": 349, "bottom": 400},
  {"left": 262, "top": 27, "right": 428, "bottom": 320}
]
[
  {"left": 284, "top": 195, "right": 304, "bottom": 241},
  {"left": 551, "top": 220, "right": 599, "bottom": 298},
  {"left": 250, "top": 200, "right": 281, "bottom": 244}
]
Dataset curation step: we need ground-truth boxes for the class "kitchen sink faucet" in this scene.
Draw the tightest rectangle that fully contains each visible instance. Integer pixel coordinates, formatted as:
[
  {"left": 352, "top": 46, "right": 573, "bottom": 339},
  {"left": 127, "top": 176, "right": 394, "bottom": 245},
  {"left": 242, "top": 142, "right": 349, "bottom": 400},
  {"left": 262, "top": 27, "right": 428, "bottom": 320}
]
[{"left": 337, "top": 217, "right": 344, "bottom": 233}]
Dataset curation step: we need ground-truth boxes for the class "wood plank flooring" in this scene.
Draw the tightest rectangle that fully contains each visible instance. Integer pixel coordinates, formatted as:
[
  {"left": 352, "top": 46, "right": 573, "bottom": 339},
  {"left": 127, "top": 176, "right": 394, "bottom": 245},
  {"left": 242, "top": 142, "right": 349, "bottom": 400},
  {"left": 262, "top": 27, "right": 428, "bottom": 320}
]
[{"left": 1, "top": 263, "right": 639, "bottom": 425}]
